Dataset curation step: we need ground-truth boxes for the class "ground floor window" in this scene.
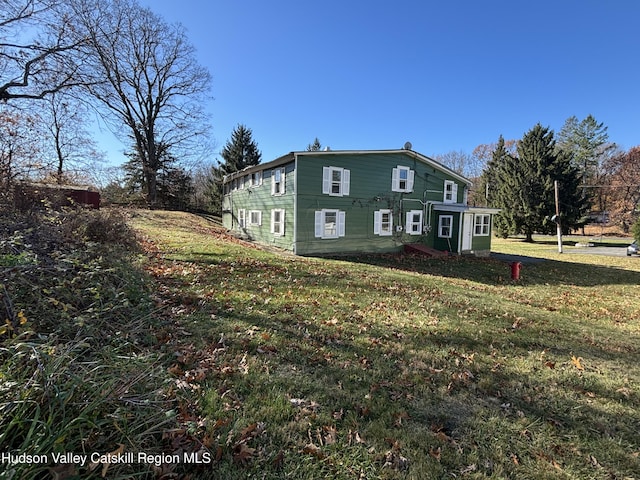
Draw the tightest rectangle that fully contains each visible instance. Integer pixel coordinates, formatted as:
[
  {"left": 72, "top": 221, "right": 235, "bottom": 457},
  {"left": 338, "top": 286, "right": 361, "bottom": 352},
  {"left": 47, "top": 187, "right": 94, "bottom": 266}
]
[
  {"left": 438, "top": 215, "right": 453, "bottom": 238},
  {"left": 474, "top": 214, "right": 490, "bottom": 236},
  {"left": 314, "top": 209, "right": 346, "bottom": 239},
  {"left": 271, "top": 209, "right": 285, "bottom": 236},
  {"left": 374, "top": 209, "right": 393, "bottom": 236},
  {"left": 248, "top": 210, "right": 262, "bottom": 226},
  {"left": 238, "top": 209, "right": 246, "bottom": 228},
  {"left": 405, "top": 210, "right": 423, "bottom": 235}
]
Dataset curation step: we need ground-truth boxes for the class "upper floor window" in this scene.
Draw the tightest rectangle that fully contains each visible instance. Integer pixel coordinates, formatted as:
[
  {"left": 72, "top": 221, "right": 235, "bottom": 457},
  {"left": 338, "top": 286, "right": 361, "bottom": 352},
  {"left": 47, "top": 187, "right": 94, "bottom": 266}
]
[
  {"left": 322, "top": 167, "right": 350, "bottom": 197},
  {"left": 251, "top": 171, "right": 262, "bottom": 187},
  {"left": 392, "top": 166, "right": 415, "bottom": 192},
  {"left": 474, "top": 214, "right": 490, "bottom": 236},
  {"left": 271, "top": 167, "right": 285, "bottom": 195},
  {"left": 444, "top": 180, "right": 458, "bottom": 204},
  {"left": 405, "top": 210, "right": 423, "bottom": 235}
]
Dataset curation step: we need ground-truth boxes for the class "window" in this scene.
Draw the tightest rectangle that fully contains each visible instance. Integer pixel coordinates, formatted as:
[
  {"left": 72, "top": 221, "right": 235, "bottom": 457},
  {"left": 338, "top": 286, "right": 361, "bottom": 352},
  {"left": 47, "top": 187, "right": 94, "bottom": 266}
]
[
  {"left": 439, "top": 215, "right": 453, "bottom": 238},
  {"left": 474, "top": 214, "right": 490, "bottom": 236},
  {"left": 271, "top": 209, "right": 285, "bottom": 236},
  {"left": 314, "top": 209, "right": 346, "bottom": 239},
  {"left": 374, "top": 209, "right": 393, "bottom": 236},
  {"left": 271, "top": 167, "right": 285, "bottom": 195},
  {"left": 238, "top": 209, "right": 246, "bottom": 228},
  {"left": 248, "top": 210, "right": 262, "bottom": 226},
  {"left": 405, "top": 210, "right": 423, "bottom": 235},
  {"left": 322, "top": 167, "right": 350, "bottom": 196},
  {"left": 444, "top": 180, "right": 458, "bottom": 204},
  {"left": 251, "top": 171, "right": 262, "bottom": 187},
  {"left": 392, "top": 166, "right": 415, "bottom": 192}
]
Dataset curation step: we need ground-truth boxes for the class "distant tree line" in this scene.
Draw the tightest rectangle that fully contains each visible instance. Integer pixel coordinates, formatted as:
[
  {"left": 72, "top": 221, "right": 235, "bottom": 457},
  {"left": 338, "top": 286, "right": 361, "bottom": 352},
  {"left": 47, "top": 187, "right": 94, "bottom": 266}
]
[
  {"left": 436, "top": 115, "right": 640, "bottom": 237},
  {"left": 1, "top": 0, "right": 212, "bottom": 210}
]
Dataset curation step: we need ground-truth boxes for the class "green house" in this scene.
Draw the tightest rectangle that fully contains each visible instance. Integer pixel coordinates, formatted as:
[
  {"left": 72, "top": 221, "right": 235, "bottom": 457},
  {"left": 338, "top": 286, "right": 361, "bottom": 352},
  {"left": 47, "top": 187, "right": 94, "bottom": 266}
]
[{"left": 222, "top": 148, "right": 499, "bottom": 256}]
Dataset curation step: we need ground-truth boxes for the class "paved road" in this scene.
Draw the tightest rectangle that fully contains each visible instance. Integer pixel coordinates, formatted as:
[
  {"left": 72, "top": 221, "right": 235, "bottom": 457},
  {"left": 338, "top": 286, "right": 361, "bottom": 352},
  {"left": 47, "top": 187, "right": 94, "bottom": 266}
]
[{"left": 567, "top": 245, "right": 630, "bottom": 257}]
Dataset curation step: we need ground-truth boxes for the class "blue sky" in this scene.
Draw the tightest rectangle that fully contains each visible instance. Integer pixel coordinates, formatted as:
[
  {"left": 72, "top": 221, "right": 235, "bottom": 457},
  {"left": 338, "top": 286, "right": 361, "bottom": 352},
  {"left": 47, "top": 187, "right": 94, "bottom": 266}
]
[{"left": 99, "top": 0, "right": 640, "bottom": 166}]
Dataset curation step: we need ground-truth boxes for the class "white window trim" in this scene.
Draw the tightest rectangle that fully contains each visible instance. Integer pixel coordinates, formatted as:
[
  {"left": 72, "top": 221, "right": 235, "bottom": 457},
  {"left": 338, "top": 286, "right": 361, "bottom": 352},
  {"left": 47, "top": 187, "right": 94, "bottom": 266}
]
[
  {"left": 391, "top": 166, "right": 415, "bottom": 192},
  {"left": 271, "top": 209, "right": 285, "bottom": 236},
  {"left": 314, "top": 209, "right": 346, "bottom": 239},
  {"left": 238, "top": 209, "right": 246, "bottom": 228},
  {"left": 271, "top": 167, "right": 285, "bottom": 195},
  {"left": 439, "top": 215, "right": 453, "bottom": 238},
  {"left": 374, "top": 209, "right": 393, "bottom": 236},
  {"left": 322, "top": 166, "right": 350, "bottom": 197},
  {"left": 405, "top": 210, "right": 423, "bottom": 236},
  {"left": 248, "top": 210, "right": 262, "bottom": 226},
  {"left": 474, "top": 214, "right": 490, "bottom": 236},
  {"left": 444, "top": 180, "right": 458, "bottom": 204}
]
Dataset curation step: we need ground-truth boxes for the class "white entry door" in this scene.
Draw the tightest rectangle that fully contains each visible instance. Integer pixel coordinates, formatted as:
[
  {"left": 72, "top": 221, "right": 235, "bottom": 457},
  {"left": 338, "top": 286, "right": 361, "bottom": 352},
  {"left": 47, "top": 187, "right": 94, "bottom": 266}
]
[{"left": 462, "top": 213, "right": 473, "bottom": 251}]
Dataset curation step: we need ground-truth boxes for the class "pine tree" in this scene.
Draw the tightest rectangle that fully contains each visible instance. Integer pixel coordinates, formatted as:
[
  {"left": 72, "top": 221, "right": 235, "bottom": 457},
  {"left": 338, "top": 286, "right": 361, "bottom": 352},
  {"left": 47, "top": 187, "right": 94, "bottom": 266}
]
[
  {"left": 219, "top": 124, "right": 262, "bottom": 175},
  {"left": 306, "top": 137, "right": 322, "bottom": 151},
  {"left": 209, "top": 124, "right": 262, "bottom": 212},
  {"left": 489, "top": 124, "right": 588, "bottom": 241}
]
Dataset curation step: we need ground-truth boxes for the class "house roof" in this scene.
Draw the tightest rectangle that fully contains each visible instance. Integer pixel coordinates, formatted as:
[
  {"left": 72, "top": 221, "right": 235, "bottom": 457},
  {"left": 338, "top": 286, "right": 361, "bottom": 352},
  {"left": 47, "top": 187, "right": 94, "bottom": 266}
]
[{"left": 222, "top": 149, "right": 472, "bottom": 186}]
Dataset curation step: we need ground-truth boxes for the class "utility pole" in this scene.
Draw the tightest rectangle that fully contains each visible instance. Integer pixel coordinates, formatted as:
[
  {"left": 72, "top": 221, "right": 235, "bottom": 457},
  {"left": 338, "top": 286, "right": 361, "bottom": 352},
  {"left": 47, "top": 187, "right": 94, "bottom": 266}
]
[{"left": 555, "top": 180, "right": 562, "bottom": 253}]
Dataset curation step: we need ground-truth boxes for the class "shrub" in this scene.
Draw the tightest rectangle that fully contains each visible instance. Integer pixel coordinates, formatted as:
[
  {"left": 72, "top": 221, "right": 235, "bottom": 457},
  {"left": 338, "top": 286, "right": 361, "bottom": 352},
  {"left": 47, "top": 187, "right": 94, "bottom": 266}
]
[{"left": 632, "top": 217, "right": 640, "bottom": 242}]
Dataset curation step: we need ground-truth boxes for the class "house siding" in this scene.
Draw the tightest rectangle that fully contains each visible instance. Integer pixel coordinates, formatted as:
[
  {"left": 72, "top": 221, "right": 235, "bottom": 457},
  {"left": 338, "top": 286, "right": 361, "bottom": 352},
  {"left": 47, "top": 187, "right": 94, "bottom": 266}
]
[
  {"left": 293, "top": 152, "right": 467, "bottom": 256},
  {"left": 222, "top": 162, "right": 295, "bottom": 250},
  {"left": 222, "top": 149, "right": 497, "bottom": 257}
]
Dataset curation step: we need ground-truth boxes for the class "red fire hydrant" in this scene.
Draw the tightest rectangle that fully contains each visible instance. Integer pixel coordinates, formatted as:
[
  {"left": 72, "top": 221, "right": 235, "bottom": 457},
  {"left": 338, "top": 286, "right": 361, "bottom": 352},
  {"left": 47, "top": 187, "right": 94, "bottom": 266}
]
[{"left": 510, "top": 261, "right": 522, "bottom": 280}]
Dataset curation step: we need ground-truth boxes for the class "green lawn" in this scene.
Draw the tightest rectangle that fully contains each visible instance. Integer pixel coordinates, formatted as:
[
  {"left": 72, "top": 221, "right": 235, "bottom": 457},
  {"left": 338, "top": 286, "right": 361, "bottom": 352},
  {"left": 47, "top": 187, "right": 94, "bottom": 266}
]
[{"left": 128, "top": 211, "right": 640, "bottom": 479}]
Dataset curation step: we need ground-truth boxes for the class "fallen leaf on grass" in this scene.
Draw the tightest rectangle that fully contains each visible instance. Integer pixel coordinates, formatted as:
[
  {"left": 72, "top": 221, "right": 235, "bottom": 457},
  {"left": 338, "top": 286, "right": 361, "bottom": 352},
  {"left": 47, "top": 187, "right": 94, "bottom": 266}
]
[
  {"left": 303, "top": 443, "right": 325, "bottom": 459},
  {"left": 233, "top": 443, "right": 256, "bottom": 464},
  {"left": 571, "top": 355, "right": 584, "bottom": 371},
  {"left": 429, "top": 446, "right": 441, "bottom": 461}
]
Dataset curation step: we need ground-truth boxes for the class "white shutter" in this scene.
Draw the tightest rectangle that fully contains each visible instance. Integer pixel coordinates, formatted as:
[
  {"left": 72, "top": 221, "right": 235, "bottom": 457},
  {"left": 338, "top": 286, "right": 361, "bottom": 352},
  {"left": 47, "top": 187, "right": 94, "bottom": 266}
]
[
  {"left": 407, "top": 170, "right": 415, "bottom": 192},
  {"left": 271, "top": 172, "right": 276, "bottom": 195},
  {"left": 270, "top": 210, "right": 275, "bottom": 233},
  {"left": 452, "top": 183, "right": 458, "bottom": 203},
  {"left": 314, "top": 211, "right": 323, "bottom": 237},
  {"left": 338, "top": 211, "right": 346, "bottom": 237},
  {"left": 322, "top": 167, "right": 331, "bottom": 194},
  {"left": 391, "top": 167, "right": 400, "bottom": 192},
  {"left": 374, "top": 211, "right": 381, "bottom": 235},
  {"left": 405, "top": 211, "right": 412, "bottom": 232},
  {"left": 281, "top": 169, "right": 286, "bottom": 194},
  {"left": 342, "top": 169, "right": 350, "bottom": 196}
]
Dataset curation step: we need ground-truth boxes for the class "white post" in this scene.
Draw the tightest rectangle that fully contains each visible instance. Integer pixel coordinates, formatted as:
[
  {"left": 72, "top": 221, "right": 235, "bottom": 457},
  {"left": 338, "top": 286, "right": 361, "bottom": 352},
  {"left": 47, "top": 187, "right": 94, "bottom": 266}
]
[{"left": 555, "top": 180, "right": 562, "bottom": 254}]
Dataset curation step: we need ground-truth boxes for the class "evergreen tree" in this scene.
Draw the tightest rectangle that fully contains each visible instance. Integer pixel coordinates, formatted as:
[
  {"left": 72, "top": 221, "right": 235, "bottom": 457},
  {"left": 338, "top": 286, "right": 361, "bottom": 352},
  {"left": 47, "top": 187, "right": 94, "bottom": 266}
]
[
  {"left": 220, "top": 124, "right": 262, "bottom": 175},
  {"left": 306, "top": 137, "right": 322, "bottom": 151},
  {"left": 209, "top": 124, "right": 262, "bottom": 212},
  {"left": 556, "top": 115, "right": 614, "bottom": 230},
  {"left": 557, "top": 115, "right": 610, "bottom": 182},
  {"left": 489, "top": 124, "right": 587, "bottom": 241},
  {"left": 483, "top": 136, "right": 513, "bottom": 237}
]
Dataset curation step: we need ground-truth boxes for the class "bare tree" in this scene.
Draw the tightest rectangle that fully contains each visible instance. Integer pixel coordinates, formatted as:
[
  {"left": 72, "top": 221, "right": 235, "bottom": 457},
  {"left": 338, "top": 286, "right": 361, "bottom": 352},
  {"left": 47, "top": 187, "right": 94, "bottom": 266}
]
[
  {"left": 0, "top": 106, "right": 44, "bottom": 194},
  {"left": 40, "top": 92, "right": 104, "bottom": 183},
  {"left": 71, "top": 0, "right": 213, "bottom": 206},
  {"left": 0, "top": 0, "right": 85, "bottom": 101}
]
